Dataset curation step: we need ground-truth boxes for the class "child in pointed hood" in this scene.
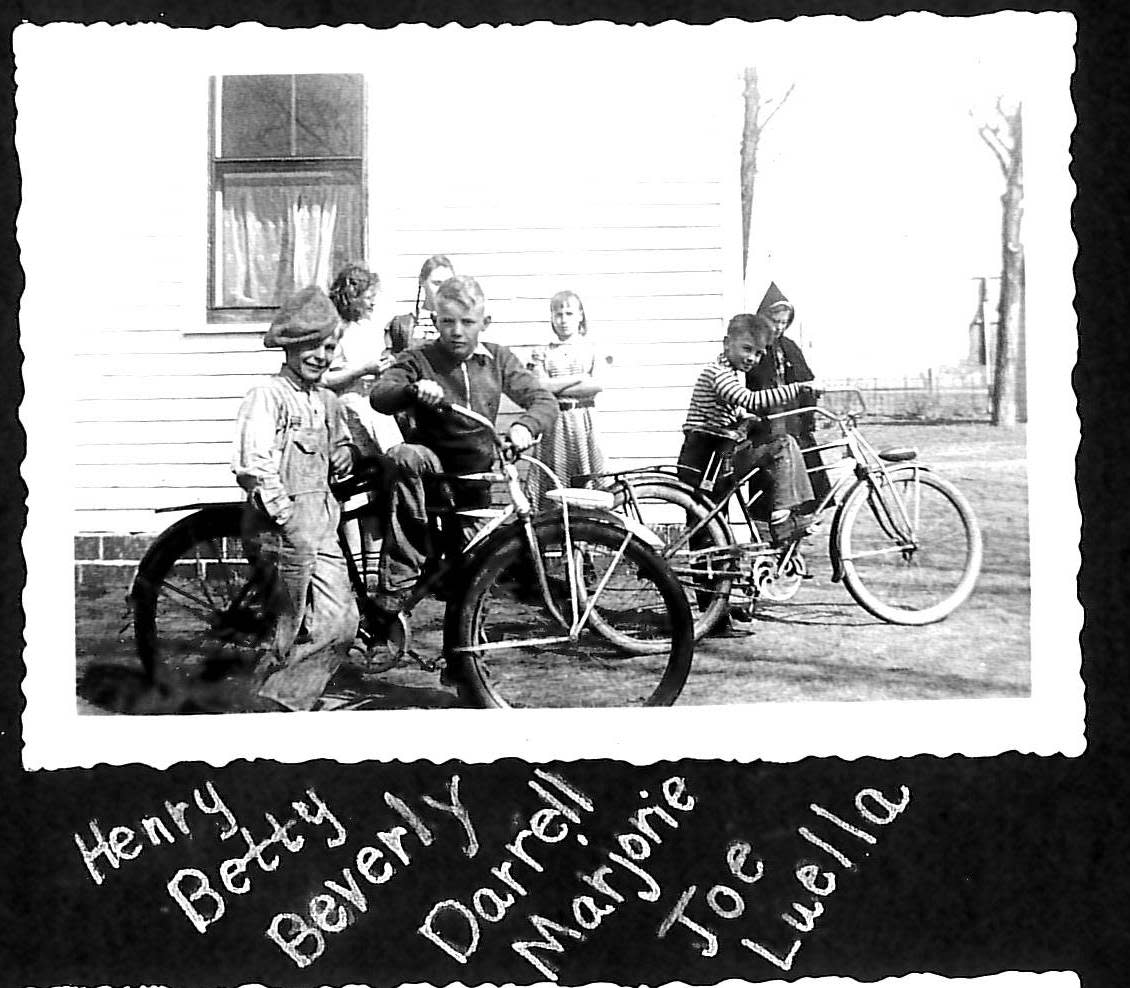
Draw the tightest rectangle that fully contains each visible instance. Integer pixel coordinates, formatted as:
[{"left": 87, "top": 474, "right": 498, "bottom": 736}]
[
  {"left": 744, "top": 281, "right": 830, "bottom": 511},
  {"left": 757, "top": 281, "right": 796, "bottom": 337}
]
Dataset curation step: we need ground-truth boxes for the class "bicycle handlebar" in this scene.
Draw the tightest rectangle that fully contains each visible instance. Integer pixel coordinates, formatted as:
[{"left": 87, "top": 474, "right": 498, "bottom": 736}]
[
  {"left": 760, "top": 387, "right": 867, "bottom": 425},
  {"left": 406, "top": 384, "right": 522, "bottom": 461}
]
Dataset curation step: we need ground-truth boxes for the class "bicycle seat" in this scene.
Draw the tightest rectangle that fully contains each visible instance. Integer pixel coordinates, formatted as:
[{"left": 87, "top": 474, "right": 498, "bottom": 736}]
[{"left": 878, "top": 446, "right": 918, "bottom": 462}]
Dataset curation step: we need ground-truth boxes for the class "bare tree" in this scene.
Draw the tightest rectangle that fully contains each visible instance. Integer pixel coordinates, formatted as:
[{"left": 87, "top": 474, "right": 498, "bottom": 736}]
[
  {"left": 976, "top": 98, "right": 1025, "bottom": 427},
  {"left": 740, "top": 67, "right": 796, "bottom": 278}
]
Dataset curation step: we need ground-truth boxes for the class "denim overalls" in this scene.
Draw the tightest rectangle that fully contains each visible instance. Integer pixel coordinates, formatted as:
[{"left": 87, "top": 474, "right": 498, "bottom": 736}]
[{"left": 243, "top": 383, "right": 357, "bottom": 711}]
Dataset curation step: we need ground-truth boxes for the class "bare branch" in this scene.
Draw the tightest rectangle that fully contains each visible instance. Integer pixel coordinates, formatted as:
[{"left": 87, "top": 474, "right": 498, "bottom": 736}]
[
  {"left": 978, "top": 123, "right": 1011, "bottom": 176},
  {"left": 759, "top": 81, "right": 797, "bottom": 131}
]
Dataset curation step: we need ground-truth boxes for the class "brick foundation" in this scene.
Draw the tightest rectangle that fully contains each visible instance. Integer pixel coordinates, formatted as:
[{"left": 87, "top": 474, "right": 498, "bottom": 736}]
[{"left": 74, "top": 535, "right": 143, "bottom": 595}]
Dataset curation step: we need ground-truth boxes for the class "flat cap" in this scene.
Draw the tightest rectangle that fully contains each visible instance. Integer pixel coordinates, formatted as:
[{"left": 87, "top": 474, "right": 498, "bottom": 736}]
[{"left": 264, "top": 286, "right": 340, "bottom": 348}]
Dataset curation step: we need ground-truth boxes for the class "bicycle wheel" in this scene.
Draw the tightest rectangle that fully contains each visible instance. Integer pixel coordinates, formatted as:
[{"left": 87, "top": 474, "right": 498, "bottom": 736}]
[
  {"left": 836, "top": 468, "right": 982, "bottom": 624},
  {"left": 132, "top": 505, "right": 270, "bottom": 682},
  {"left": 612, "top": 480, "right": 735, "bottom": 642},
  {"left": 451, "top": 517, "right": 694, "bottom": 708}
]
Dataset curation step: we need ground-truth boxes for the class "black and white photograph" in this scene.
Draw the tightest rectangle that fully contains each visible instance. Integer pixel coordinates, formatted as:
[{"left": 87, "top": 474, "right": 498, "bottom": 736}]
[
  {"left": 6, "top": 6, "right": 1128, "bottom": 988},
  {"left": 16, "top": 15, "right": 1077, "bottom": 769}
]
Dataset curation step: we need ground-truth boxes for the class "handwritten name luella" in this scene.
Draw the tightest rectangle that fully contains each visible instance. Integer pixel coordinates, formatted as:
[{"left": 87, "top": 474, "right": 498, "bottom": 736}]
[{"left": 72, "top": 772, "right": 909, "bottom": 979}]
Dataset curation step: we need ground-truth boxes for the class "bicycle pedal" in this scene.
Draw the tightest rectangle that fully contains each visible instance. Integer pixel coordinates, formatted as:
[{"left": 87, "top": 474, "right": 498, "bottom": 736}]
[{"left": 409, "top": 649, "right": 441, "bottom": 673}]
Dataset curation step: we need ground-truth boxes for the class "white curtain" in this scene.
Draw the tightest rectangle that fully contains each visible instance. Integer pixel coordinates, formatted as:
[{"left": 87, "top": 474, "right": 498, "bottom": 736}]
[{"left": 221, "top": 182, "right": 356, "bottom": 307}]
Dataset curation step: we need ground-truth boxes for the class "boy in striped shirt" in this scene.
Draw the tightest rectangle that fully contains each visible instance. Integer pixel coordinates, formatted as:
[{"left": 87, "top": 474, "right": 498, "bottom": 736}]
[{"left": 678, "top": 313, "right": 817, "bottom": 542}]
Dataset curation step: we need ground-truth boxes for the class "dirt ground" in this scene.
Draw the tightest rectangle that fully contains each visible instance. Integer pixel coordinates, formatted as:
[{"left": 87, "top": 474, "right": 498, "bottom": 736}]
[{"left": 74, "top": 422, "right": 1030, "bottom": 714}]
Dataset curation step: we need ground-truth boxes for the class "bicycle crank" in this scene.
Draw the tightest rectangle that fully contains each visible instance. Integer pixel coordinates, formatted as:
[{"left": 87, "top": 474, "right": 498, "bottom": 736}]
[{"left": 750, "top": 552, "right": 808, "bottom": 602}]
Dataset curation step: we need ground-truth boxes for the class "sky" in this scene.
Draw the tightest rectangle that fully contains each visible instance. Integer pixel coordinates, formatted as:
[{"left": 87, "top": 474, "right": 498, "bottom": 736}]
[{"left": 724, "top": 13, "right": 1075, "bottom": 378}]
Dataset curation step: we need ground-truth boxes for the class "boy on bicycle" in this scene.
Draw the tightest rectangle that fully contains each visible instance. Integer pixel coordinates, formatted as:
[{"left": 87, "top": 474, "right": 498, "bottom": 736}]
[
  {"left": 368, "top": 275, "right": 557, "bottom": 641},
  {"left": 679, "top": 312, "right": 817, "bottom": 543},
  {"left": 231, "top": 286, "right": 359, "bottom": 712}
]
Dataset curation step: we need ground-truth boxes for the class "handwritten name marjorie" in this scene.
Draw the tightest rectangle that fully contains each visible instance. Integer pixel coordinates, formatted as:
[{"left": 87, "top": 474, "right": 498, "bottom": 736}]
[{"left": 419, "top": 772, "right": 696, "bottom": 981}]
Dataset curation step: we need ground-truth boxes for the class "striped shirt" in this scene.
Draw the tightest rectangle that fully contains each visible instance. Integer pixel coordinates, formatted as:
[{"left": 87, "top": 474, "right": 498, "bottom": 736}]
[{"left": 682, "top": 354, "right": 803, "bottom": 440}]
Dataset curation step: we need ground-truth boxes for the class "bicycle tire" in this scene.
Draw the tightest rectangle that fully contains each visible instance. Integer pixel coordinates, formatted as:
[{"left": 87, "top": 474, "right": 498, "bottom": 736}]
[
  {"left": 132, "top": 504, "right": 270, "bottom": 682},
  {"left": 836, "top": 467, "right": 982, "bottom": 624},
  {"left": 451, "top": 517, "right": 694, "bottom": 708},
  {"left": 611, "top": 480, "right": 735, "bottom": 642}
]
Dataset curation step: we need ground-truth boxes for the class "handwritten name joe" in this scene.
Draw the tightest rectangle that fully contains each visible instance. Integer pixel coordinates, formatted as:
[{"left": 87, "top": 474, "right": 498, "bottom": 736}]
[{"left": 73, "top": 773, "right": 908, "bottom": 978}]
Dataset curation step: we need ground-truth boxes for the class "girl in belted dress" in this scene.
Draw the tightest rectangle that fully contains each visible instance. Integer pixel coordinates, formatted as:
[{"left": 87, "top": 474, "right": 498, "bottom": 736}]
[{"left": 526, "top": 290, "right": 609, "bottom": 506}]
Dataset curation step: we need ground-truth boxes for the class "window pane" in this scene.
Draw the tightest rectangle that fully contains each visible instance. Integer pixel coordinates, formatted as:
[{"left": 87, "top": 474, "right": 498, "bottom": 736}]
[
  {"left": 295, "top": 74, "right": 363, "bottom": 157},
  {"left": 216, "top": 169, "right": 360, "bottom": 308},
  {"left": 220, "top": 76, "right": 292, "bottom": 158}
]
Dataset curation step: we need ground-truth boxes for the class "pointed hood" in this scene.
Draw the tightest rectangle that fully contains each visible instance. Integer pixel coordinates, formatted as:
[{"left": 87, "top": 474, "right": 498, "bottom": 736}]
[{"left": 756, "top": 281, "right": 795, "bottom": 330}]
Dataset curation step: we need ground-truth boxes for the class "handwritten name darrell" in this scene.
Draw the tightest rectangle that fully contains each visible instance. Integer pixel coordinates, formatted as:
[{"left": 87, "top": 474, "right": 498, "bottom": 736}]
[
  {"left": 71, "top": 768, "right": 599, "bottom": 970},
  {"left": 419, "top": 772, "right": 696, "bottom": 980}
]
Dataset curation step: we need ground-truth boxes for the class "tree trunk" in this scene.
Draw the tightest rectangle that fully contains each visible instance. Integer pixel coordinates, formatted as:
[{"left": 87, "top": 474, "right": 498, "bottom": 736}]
[
  {"left": 740, "top": 68, "right": 761, "bottom": 279},
  {"left": 991, "top": 110, "right": 1024, "bottom": 428}
]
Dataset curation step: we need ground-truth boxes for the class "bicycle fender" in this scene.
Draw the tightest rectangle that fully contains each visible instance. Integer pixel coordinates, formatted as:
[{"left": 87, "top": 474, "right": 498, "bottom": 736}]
[
  {"left": 463, "top": 506, "right": 666, "bottom": 564},
  {"left": 623, "top": 475, "right": 737, "bottom": 547},
  {"left": 130, "top": 503, "right": 245, "bottom": 598},
  {"left": 828, "top": 465, "right": 935, "bottom": 582},
  {"left": 155, "top": 500, "right": 244, "bottom": 514},
  {"left": 580, "top": 507, "right": 665, "bottom": 550}
]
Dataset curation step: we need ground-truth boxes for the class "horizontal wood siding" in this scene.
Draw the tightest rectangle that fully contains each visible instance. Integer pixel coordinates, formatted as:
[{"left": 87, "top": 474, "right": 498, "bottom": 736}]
[{"left": 26, "top": 46, "right": 739, "bottom": 535}]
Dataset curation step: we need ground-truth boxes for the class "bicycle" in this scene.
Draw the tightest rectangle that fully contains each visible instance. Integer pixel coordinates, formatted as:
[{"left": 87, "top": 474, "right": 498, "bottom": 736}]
[
  {"left": 588, "top": 389, "right": 983, "bottom": 642},
  {"left": 129, "top": 398, "right": 695, "bottom": 709}
]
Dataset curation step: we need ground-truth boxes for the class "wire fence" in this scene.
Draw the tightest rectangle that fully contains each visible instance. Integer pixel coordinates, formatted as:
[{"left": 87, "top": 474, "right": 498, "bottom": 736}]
[{"left": 827, "top": 370, "right": 992, "bottom": 422}]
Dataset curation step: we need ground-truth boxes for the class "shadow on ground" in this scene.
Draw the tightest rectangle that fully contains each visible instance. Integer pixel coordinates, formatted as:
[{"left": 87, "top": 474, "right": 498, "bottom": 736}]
[{"left": 76, "top": 659, "right": 464, "bottom": 715}]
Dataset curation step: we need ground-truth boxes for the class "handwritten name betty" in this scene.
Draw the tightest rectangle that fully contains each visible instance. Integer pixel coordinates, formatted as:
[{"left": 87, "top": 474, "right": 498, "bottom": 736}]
[{"left": 71, "top": 775, "right": 475, "bottom": 952}]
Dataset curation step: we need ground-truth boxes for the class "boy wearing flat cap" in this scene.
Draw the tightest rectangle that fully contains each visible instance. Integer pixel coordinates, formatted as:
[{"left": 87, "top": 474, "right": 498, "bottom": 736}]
[{"left": 231, "top": 285, "right": 358, "bottom": 712}]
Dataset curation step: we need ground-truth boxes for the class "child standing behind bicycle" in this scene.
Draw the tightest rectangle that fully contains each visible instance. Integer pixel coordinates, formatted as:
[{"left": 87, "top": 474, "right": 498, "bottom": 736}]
[
  {"left": 746, "top": 281, "right": 830, "bottom": 509},
  {"left": 323, "top": 263, "right": 406, "bottom": 457},
  {"left": 384, "top": 254, "right": 456, "bottom": 353},
  {"left": 679, "top": 312, "right": 817, "bottom": 544},
  {"left": 526, "top": 290, "right": 609, "bottom": 505},
  {"left": 231, "top": 286, "right": 359, "bottom": 712}
]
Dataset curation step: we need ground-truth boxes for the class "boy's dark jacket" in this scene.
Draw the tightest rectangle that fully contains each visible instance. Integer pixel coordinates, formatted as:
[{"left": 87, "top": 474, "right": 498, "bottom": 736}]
[{"left": 370, "top": 341, "right": 558, "bottom": 471}]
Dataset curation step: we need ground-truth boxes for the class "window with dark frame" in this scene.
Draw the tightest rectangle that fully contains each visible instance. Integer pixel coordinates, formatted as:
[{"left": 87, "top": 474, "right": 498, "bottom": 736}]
[{"left": 209, "top": 74, "right": 365, "bottom": 320}]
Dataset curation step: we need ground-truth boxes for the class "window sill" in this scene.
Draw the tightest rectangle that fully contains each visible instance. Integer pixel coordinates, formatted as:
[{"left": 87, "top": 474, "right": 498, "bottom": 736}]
[{"left": 191, "top": 309, "right": 276, "bottom": 335}]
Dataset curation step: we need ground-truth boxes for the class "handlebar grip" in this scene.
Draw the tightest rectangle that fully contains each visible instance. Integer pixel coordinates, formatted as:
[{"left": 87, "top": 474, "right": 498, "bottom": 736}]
[{"left": 406, "top": 382, "right": 452, "bottom": 413}]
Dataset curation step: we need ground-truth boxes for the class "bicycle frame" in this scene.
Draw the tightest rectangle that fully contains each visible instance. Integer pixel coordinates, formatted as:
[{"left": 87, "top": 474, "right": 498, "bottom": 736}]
[
  {"left": 340, "top": 401, "right": 664, "bottom": 658},
  {"left": 615, "top": 394, "right": 933, "bottom": 586}
]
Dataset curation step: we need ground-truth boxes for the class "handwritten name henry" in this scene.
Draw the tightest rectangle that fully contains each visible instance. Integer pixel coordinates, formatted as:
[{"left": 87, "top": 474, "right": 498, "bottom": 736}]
[{"left": 72, "top": 771, "right": 908, "bottom": 980}]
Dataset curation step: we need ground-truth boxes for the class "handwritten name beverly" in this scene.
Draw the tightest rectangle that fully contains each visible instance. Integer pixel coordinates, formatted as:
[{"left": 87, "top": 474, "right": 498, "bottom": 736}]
[
  {"left": 70, "top": 767, "right": 603, "bottom": 970},
  {"left": 72, "top": 773, "right": 477, "bottom": 959},
  {"left": 72, "top": 772, "right": 906, "bottom": 979}
]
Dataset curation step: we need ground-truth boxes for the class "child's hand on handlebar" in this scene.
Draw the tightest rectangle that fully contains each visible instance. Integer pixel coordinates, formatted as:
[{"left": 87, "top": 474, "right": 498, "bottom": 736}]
[
  {"left": 506, "top": 423, "right": 535, "bottom": 452},
  {"left": 413, "top": 380, "right": 446, "bottom": 407},
  {"left": 330, "top": 444, "right": 355, "bottom": 476}
]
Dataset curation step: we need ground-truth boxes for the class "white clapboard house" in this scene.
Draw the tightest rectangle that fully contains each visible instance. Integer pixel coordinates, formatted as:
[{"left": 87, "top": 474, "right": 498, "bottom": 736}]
[{"left": 18, "top": 28, "right": 745, "bottom": 575}]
